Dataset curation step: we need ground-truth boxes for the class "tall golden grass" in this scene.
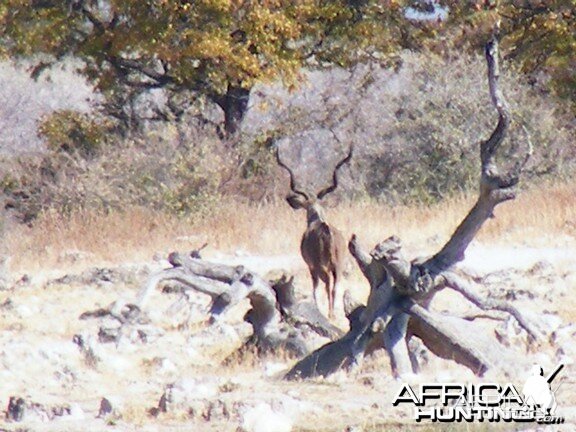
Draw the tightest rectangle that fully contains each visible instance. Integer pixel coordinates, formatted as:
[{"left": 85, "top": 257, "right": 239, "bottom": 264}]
[{"left": 4, "top": 181, "right": 575, "bottom": 275}]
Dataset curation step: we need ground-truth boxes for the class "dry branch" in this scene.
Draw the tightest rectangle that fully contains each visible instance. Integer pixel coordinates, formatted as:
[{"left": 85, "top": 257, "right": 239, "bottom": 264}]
[
  {"left": 427, "top": 34, "right": 532, "bottom": 273},
  {"left": 441, "top": 272, "right": 543, "bottom": 342},
  {"left": 404, "top": 301, "right": 491, "bottom": 376}
]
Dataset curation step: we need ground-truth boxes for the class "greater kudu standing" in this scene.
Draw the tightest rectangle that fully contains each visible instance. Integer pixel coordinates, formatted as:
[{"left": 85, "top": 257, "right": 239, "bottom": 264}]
[{"left": 276, "top": 143, "right": 353, "bottom": 318}]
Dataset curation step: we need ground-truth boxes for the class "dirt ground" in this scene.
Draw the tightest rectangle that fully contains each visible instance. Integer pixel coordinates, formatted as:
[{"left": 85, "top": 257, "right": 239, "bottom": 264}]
[{"left": 0, "top": 233, "right": 575, "bottom": 432}]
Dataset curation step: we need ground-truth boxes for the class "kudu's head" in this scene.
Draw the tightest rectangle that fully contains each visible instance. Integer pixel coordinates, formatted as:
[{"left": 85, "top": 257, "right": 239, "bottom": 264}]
[{"left": 275, "top": 144, "right": 353, "bottom": 225}]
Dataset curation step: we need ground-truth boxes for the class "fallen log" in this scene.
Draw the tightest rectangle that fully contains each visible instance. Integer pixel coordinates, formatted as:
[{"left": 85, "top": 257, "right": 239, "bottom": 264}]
[{"left": 133, "top": 252, "right": 344, "bottom": 358}]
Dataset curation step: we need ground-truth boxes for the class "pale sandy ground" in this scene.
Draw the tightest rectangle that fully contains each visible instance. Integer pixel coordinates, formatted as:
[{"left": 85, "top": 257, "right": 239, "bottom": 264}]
[{"left": 0, "top": 239, "right": 575, "bottom": 432}]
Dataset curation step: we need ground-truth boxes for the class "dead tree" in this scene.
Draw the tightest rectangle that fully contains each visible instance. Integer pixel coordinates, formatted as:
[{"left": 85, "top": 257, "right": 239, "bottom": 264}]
[
  {"left": 275, "top": 141, "right": 353, "bottom": 318},
  {"left": 134, "top": 251, "right": 343, "bottom": 358},
  {"left": 271, "top": 274, "right": 344, "bottom": 340},
  {"left": 285, "top": 33, "right": 541, "bottom": 380}
]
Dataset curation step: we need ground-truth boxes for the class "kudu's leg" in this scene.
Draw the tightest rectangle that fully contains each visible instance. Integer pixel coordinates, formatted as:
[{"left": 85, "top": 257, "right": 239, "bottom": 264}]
[
  {"left": 320, "top": 271, "right": 334, "bottom": 319},
  {"left": 311, "top": 270, "right": 320, "bottom": 308},
  {"left": 330, "top": 268, "right": 339, "bottom": 319}
]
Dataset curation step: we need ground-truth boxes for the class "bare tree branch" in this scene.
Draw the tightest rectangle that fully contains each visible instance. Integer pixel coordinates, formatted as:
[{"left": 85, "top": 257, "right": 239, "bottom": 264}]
[
  {"left": 427, "top": 31, "right": 531, "bottom": 272},
  {"left": 108, "top": 56, "right": 175, "bottom": 87},
  {"left": 348, "top": 234, "right": 373, "bottom": 280},
  {"left": 441, "top": 272, "right": 543, "bottom": 342}
]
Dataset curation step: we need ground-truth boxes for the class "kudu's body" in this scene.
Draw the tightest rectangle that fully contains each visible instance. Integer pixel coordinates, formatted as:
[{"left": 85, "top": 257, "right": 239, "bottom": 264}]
[{"left": 276, "top": 145, "right": 353, "bottom": 318}]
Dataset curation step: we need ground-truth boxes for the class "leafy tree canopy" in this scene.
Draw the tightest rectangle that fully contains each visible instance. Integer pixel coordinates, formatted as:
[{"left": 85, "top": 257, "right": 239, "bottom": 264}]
[
  {"left": 441, "top": 0, "right": 575, "bottom": 107},
  {"left": 0, "top": 1, "right": 573, "bottom": 136},
  {"left": 0, "top": 0, "right": 407, "bottom": 135}
]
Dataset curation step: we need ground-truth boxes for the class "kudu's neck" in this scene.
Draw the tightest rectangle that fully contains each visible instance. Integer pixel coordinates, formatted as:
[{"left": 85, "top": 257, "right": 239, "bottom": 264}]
[{"left": 305, "top": 202, "right": 327, "bottom": 225}]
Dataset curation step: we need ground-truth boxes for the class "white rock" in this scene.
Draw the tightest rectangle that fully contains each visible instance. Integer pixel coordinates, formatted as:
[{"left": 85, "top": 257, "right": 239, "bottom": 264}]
[
  {"left": 194, "top": 383, "right": 218, "bottom": 399},
  {"left": 241, "top": 402, "right": 292, "bottom": 432},
  {"left": 102, "top": 351, "right": 132, "bottom": 372},
  {"left": 164, "top": 378, "right": 220, "bottom": 412},
  {"left": 65, "top": 404, "right": 85, "bottom": 421},
  {"left": 264, "top": 362, "right": 288, "bottom": 377},
  {"left": 272, "top": 395, "right": 317, "bottom": 419},
  {"left": 159, "top": 358, "right": 178, "bottom": 376},
  {"left": 16, "top": 304, "right": 34, "bottom": 318}
]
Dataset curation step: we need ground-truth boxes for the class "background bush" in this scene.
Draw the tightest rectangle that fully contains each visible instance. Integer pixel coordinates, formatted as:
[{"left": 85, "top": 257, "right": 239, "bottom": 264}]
[{"left": 1, "top": 50, "right": 574, "bottom": 223}]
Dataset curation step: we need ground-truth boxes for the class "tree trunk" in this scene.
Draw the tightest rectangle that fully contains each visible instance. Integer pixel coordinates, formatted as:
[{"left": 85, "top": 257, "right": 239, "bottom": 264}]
[
  {"left": 216, "top": 83, "right": 250, "bottom": 138},
  {"left": 131, "top": 252, "right": 343, "bottom": 358}
]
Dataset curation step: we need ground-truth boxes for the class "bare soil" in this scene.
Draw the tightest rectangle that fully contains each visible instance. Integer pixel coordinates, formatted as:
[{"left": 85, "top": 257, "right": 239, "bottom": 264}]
[{"left": 0, "top": 240, "right": 575, "bottom": 432}]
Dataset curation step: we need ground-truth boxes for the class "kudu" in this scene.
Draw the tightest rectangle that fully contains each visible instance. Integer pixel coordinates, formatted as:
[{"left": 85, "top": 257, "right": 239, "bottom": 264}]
[{"left": 276, "top": 144, "right": 353, "bottom": 318}]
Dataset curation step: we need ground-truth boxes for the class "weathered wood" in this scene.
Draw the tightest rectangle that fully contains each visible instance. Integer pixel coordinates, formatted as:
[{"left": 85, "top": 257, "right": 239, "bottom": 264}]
[
  {"left": 169, "top": 252, "right": 251, "bottom": 285},
  {"left": 284, "top": 323, "right": 371, "bottom": 380},
  {"left": 138, "top": 255, "right": 282, "bottom": 340},
  {"left": 427, "top": 33, "right": 531, "bottom": 273},
  {"left": 441, "top": 272, "right": 543, "bottom": 342},
  {"left": 349, "top": 237, "right": 385, "bottom": 299},
  {"left": 135, "top": 254, "right": 348, "bottom": 360},
  {"left": 370, "top": 236, "right": 411, "bottom": 289},
  {"left": 271, "top": 276, "right": 344, "bottom": 340},
  {"left": 383, "top": 311, "right": 411, "bottom": 378},
  {"left": 286, "top": 238, "right": 400, "bottom": 380},
  {"left": 6, "top": 397, "right": 25, "bottom": 422},
  {"left": 404, "top": 301, "right": 491, "bottom": 376},
  {"left": 347, "top": 235, "right": 396, "bottom": 334}
]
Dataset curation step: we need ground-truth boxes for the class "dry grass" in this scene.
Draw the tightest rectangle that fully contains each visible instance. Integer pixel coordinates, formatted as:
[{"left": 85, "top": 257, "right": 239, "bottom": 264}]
[{"left": 4, "top": 181, "right": 575, "bottom": 276}]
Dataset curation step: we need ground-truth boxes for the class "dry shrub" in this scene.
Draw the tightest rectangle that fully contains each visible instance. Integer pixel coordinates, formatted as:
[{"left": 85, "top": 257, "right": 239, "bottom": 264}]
[
  {"left": 1, "top": 49, "right": 574, "bottom": 227},
  {"left": 5, "top": 181, "right": 574, "bottom": 275},
  {"left": 1, "top": 121, "right": 228, "bottom": 222},
  {"left": 38, "top": 110, "right": 110, "bottom": 158}
]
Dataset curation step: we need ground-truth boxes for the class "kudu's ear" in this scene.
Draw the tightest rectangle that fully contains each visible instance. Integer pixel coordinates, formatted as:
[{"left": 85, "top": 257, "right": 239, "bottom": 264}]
[{"left": 286, "top": 193, "right": 308, "bottom": 210}]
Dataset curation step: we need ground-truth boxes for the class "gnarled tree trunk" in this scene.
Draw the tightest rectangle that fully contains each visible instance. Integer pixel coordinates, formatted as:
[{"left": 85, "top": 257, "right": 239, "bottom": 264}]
[{"left": 213, "top": 83, "right": 251, "bottom": 138}]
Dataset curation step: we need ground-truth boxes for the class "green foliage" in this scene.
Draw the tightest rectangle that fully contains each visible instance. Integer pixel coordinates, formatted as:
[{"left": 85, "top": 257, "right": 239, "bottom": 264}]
[
  {"left": 0, "top": 0, "right": 411, "bottom": 134},
  {"left": 500, "top": 0, "right": 576, "bottom": 104},
  {"left": 437, "top": 0, "right": 576, "bottom": 110},
  {"left": 38, "top": 110, "right": 110, "bottom": 158},
  {"left": 0, "top": 173, "right": 18, "bottom": 195}
]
